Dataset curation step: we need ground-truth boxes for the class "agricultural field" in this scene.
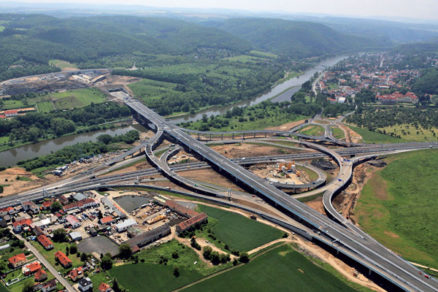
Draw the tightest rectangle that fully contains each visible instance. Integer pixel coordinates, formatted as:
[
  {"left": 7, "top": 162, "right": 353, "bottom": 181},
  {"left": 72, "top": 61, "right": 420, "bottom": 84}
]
[
  {"left": 33, "top": 88, "right": 106, "bottom": 112},
  {"left": 355, "top": 150, "right": 438, "bottom": 268},
  {"left": 1, "top": 99, "right": 25, "bottom": 110},
  {"left": 299, "top": 125, "right": 325, "bottom": 136},
  {"left": 36, "top": 101, "right": 55, "bottom": 113},
  {"left": 348, "top": 125, "right": 405, "bottom": 143},
  {"left": 195, "top": 205, "right": 283, "bottom": 252},
  {"left": 0, "top": 26, "right": 5, "bottom": 32},
  {"left": 183, "top": 244, "right": 360, "bottom": 292},
  {"left": 49, "top": 59, "right": 78, "bottom": 70}
]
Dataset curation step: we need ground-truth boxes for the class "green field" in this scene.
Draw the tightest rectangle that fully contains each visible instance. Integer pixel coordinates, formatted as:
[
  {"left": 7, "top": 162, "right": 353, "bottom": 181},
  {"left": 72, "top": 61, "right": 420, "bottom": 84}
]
[
  {"left": 0, "top": 26, "right": 5, "bottom": 32},
  {"left": 355, "top": 150, "right": 438, "bottom": 268},
  {"left": 1, "top": 99, "right": 25, "bottom": 110},
  {"left": 49, "top": 59, "right": 78, "bottom": 70},
  {"left": 91, "top": 240, "right": 222, "bottom": 292},
  {"left": 31, "top": 241, "right": 82, "bottom": 272},
  {"left": 36, "top": 101, "right": 55, "bottom": 113},
  {"left": 196, "top": 205, "right": 283, "bottom": 252},
  {"left": 348, "top": 125, "right": 405, "bottom": 143},
  {"left": 379, "top": 124, "right": 438, "bottom": 142},
  {"left": 299, "top": 125, "right": 325, "bottom": 136},
  {"left": 35, "top": 88, "right": 106, "bottom": 111},
  {"left": 331, "top": 126, "right": 345, "bottom": 139},
  {"left": 183, "top": 244, "right": 359, "bottom": 292}
]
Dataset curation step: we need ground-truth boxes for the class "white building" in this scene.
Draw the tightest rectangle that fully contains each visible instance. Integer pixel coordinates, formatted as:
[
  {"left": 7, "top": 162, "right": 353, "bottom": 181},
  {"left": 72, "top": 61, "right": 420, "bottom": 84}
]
[{"left": 115, "top": 219, "right": 137, "bottom": 233}]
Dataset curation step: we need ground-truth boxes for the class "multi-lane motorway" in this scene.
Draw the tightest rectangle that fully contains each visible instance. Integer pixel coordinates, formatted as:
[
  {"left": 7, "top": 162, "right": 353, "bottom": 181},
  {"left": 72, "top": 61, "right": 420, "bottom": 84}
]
[{"left": 125, "top": 96, "right": 438, "bottom": 291}]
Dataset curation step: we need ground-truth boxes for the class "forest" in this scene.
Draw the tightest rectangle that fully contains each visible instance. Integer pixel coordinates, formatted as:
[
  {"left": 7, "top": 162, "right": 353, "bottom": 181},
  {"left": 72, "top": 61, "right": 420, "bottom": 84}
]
[
  {"left": 0, "top": 14, "right": 389, "bottom": 82},
  {"left": 0, "top": 102, "right": 130, "bottom": 144}
]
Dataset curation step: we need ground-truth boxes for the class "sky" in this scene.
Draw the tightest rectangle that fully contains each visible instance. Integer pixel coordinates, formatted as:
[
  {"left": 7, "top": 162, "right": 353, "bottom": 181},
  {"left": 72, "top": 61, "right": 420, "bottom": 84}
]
[{"left": 10, "top": 0, "right": 438, "bottom": 21}]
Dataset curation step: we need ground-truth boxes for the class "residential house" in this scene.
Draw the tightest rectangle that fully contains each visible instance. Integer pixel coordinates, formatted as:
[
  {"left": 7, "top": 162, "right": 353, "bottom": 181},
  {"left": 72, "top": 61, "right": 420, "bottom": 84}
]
[
  {"left": 98, "top": 282, "right": 113, "bottom": 292},
  {"left": 22, "top": 261, "right": 42, "bottom": 276},
  {"left": 37, "top": 235, "right": 53, "bottom": 250},
  {"left": 68, "top": 266, "right": 84, "bottom": 282},
  {"left": 8, "top": 253, "right": 27, "bottom": 268},
  {"left": 13, "top": 218, "right": 33, "bottom": 233},
  {"left": 55, "top": 251, "right": 72, "bottom": 268},
  {"left": 41, "top": 279, "right": 57, "bottom": 292},
  {"left": 78, "top": 277, "right": 93, "bottom": 292},
  {"left": 34, "top": 269, "right": 47, "bottom": 282},
  {"left": 21, "top": 201, "right": 40, "bottom": 214}
]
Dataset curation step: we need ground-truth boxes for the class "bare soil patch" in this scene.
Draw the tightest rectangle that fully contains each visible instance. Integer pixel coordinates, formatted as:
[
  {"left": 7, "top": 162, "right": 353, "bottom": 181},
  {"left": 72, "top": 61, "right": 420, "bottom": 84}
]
[
  {"left": 305, "top": 197, "right": 326, "bottom": 215},
  {"left": 210, "top": 143, "right": 297, "bottom": 159},
  {"left": 0, "top": 167, "right": 43, "bottom": 196},
  {"left": 265, "top": 119, "right": 306, "bottom": 131},
  {"left": 178, "top": 168, "right": 245, "bottom": 192}
]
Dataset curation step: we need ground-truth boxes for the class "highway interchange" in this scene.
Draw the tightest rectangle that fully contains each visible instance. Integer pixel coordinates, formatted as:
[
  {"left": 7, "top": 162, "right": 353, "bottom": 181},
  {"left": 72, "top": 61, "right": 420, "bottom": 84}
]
[{"left": 2, "top": 89, "right": 438, "bottom": 291}]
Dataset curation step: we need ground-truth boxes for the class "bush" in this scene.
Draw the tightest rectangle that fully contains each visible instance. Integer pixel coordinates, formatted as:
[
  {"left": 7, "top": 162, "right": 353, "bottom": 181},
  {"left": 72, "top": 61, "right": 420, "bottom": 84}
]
[
  {"left": 239, "top": 252, "right": 250, "bottom": 263},
  {"left": 172, "top": 252, "right": 179, "bottom": 259},
  {"left": 173, "top": 267, "right": 180, "bottom": 278}
]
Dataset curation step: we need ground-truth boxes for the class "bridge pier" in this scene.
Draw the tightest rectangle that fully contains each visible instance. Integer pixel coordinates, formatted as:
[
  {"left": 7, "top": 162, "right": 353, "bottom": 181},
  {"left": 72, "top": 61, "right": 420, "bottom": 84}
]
[
  {"left": 254, "top": 132, "right": 256, "bottom": 139},
  {"left": 232, "top": 133, "right": 234, "bottom": 140},
  {"left": 221, "top": 134, "right": 224, "bottom": 140},
  {"left": 209, "top": 134, "right": 212, "bottom": 141}
]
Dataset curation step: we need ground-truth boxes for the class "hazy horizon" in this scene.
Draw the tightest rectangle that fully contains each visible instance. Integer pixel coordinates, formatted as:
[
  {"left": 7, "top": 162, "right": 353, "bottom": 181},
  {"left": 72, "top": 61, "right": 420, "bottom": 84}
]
[{"left": 2, "top": 0, "right": 438, "bottom": 22}]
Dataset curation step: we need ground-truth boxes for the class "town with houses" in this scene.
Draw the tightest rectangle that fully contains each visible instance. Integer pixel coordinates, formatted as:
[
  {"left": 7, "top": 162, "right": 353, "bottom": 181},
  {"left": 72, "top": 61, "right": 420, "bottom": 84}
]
[
  {"left": 0, "top": 190, "right": 208, "bottom": 292},
  {"left": 317, "top": 53, "right": 431, "bottom": 104}
]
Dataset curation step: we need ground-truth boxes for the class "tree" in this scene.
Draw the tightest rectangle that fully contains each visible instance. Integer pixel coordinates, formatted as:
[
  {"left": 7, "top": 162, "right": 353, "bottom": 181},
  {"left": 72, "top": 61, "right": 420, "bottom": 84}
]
[
  {"left": 101, "top": 253, "right": 113, "bottom": 270},
  {"left": 118, "top": 244, "right": 132, "bottom": 259},
  {"left": 81, "top": 253, "right": 88, "bottom": 263},
  {"left": 70, "top": 244, "right": 77, "bottom": 254},
  {"left": 50, "top": 201, "right": 62, "bottom": 212},
  {"left": 97, "top": 134, "right": 113, "bottom": 145},
  {"left": 172, "top": 251, "right": 179, "bottom": 259},
  {"left": 202, "top": 246, "right": 212, "bottom": 260},
  {"left": 22, "top": 279, "right": 34, "bottom": 292},
  {"left": 112, "top": 278, "right": 122, "bottom": 292},
  {"left": 239, "top": 252, "right": 249, "bottom": 263},
  {"left": 53, "top": 228, "right": 67, "bottom": 242},
  {"left": 173, "top": 267, "right": 180, "bottom": 278}
]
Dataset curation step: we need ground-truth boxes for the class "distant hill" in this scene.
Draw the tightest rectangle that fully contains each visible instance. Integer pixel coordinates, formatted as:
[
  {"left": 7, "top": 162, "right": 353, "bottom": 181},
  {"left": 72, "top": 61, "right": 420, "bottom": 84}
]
[{"left": 205, "top": 18, "right": 389, "bottom": 58}]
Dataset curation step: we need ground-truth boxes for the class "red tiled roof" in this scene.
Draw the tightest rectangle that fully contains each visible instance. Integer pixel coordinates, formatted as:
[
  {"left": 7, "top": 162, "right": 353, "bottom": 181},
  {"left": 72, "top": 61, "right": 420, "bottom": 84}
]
[
  {"left": 63, "top": 198, "right": 96, "bottom": 211},
  {"left": 100, "top": 216, "right": 114, "bottom": 224},
  {"left": 24, "top": 261, "right": 42, "bottom": 274},
  {"left": 98, "top": 282, "right": 111, "bottom": 292},
  {"left": 37, "top": 235, "right": 53, "bottom": 249},
  {"left": 8, "top": 253, "right": 26, "bottom": 266},
  {"left": 34, "top": 269, "right": 47, "bottom": 281},
  {"left": 42, "top": 200, "right": 53, "bottom": 208},
  {"left": 55, "top": 251, "right": 72, "bottom": 267},
  {"left": 13, "top": 218, "right": 33, "bottom": 228},
  {"left": 165, "top": 200, "right": 199, "bottom": 218},
  {"left": 177, "top": 213, "right": 208, "bottom": 232},
  {"left": 66, "top": 215, "right": 80, "bottom": 225},
  {"left": 69, "top": 266, "right": 83, "bottom": 281}
]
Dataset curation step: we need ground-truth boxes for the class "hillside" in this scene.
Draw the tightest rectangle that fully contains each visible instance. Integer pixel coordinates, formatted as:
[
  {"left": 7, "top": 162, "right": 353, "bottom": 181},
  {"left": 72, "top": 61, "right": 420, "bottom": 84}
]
[
  {"left": 0, "top": 14, "right": 252, "bottom": 81},
  {"left": 205, "top": 18, "right": 388, "bottom": 58}
]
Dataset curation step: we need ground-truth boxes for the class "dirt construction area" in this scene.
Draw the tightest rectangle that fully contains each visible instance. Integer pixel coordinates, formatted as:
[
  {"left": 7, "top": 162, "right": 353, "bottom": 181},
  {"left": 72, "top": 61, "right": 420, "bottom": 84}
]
[
  {"left": 0, "top": 167, "right": 43, "bottom": 196},
  {"left": 210, "top": 143, "right": 300, "bottom": 159}
]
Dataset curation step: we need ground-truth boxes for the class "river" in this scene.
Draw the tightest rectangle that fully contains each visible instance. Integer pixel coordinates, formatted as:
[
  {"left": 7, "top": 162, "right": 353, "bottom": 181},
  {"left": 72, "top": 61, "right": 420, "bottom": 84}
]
[
  {"left": 0, "top": 124, "right": 145, "bottom": 168},
  {"left": 0, "top": 55, "right": 346, "bottom": 167},
  {"left": 171, "top": 55, "right": 346, "bottom": 123}
]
